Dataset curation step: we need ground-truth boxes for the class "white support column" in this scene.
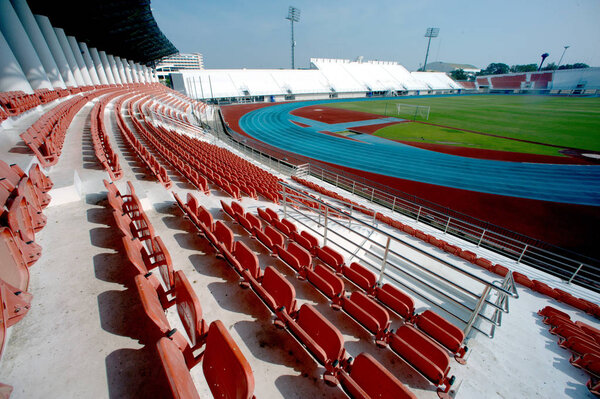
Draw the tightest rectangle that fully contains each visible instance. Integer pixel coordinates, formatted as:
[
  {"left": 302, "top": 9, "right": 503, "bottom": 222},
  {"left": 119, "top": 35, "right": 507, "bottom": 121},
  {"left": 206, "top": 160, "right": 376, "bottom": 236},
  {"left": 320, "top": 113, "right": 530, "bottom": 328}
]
[
  {"left": 34, "top": 15, "right": 76, "bottom": 87},
  {"left": 79, "top": 43, "right": 102, "bottom": 85},
  {"left": 122, "top": 58, "right": 133, "bottom": 83},
  {"left": 0, "top": 29, "right": 33, "bottom": 93},
  {"left": 67, "top": 35, "right": 92, "bottom": 86},
  {"left": 135, "top": 64, "right": 145, "bottom": 83},
  {"left": 0, "top": 0, "right": 52, "bottom": 90},
  {"left": 128, "top": 60, "right": 139, "bottom": 83},
  {"left": 10, "top": 0, "right": 65, "bottom": 89},
  {"left": 143, "top": 66, "right": 150, "bottom": 83},
  {"left": 114, "top": 57, "right": 128, "bottom": 84},
  {"left": 96, "top": 51, "right": 114, "bottom": 85},
  {"left": 54, "top": 28, "right": 84, "bottom": 86},
  {"left": 107, "top": 54, "right": 122, "bottom": 85}
]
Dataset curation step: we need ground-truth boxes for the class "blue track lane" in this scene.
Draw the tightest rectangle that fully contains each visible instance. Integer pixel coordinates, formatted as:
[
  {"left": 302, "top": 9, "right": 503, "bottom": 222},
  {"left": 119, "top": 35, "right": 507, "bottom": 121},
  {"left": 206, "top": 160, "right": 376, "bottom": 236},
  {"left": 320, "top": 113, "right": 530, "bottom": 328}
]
[{"left": 238, "top": 99, "right": 600, "bottom": 206}]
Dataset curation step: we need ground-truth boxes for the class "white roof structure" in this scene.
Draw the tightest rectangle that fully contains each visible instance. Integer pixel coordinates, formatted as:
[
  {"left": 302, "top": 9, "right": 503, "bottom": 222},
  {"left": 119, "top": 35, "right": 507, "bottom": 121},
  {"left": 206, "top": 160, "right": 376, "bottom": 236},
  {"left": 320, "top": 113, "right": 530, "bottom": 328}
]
[{"left": 174, "top": 58, "right": 463, "bottom": 99}]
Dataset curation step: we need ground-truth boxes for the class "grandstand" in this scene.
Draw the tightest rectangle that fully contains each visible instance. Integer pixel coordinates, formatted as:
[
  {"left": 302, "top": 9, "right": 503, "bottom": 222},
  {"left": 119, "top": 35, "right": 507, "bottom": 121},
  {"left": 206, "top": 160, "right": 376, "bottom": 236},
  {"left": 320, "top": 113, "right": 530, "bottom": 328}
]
[
  {"left": 1, "top": 1, "right": 600, "bottom": 399},
  {"left": 172, "top": 58, "right": 463, "bottom": 103},
  {"left": 475, "top": 68, "right": 600, "bottom": 94}
]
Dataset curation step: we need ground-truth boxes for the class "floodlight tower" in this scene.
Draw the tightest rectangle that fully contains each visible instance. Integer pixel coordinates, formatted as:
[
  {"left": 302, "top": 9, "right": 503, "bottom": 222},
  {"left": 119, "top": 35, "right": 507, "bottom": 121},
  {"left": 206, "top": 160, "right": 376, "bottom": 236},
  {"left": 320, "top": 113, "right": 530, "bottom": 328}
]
[
  {"left": 286, "top": 6, "right": 300, "bottom": 69},
  {"left": 421, "top": 27, "right": 440, "bottom": 71},
  {"left": 557, "top": 45, "right": 570, "bottom": 69},
  {"left": 538, "top": 52, "right": 549, "bottom": 71}
]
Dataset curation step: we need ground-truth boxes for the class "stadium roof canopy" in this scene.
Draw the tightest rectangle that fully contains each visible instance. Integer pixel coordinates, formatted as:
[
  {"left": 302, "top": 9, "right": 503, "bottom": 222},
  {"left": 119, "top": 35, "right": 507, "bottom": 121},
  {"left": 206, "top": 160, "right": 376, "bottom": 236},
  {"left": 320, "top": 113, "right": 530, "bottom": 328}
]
[{"left": 26, "top": 0, "right": 177, "bottom": 65}]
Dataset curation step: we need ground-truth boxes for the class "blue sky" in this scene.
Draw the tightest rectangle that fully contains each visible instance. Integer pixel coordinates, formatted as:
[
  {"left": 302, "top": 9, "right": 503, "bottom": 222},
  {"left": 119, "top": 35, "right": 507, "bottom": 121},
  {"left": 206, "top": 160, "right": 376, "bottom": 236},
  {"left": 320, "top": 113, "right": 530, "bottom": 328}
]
[{"left": 152, "top": 0, "right": 600, "bottom": 71}]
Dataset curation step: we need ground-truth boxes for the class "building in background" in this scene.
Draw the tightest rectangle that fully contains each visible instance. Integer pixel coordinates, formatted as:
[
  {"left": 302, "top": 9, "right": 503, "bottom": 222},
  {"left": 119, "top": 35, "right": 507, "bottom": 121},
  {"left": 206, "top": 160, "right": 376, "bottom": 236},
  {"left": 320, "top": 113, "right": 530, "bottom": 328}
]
[{"left": 156, "top": 52, "right": 204, "bottom": 72}]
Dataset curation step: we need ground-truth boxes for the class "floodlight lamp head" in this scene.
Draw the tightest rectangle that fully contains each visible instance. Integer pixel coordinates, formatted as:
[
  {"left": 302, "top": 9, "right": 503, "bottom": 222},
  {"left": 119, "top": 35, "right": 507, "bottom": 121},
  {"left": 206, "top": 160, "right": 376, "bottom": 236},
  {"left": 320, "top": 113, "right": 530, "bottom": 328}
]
[
  {"left": 424, "top": 27, "right": 440, "bottom": 38},
  {"left": 287, "top": 6, "right": 300, "bottom": 22}
]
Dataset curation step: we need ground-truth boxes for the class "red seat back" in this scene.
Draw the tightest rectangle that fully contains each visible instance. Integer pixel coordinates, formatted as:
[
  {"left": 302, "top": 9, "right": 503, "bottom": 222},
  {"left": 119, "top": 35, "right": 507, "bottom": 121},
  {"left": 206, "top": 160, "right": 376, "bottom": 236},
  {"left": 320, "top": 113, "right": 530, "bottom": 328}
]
[
  {"left": 156, "top": 337, "right": 200, "bottom": 399},
  {"left": 281, "top": 218, "right": 297, "bottom": 234},
  {"left": 186, "top": 193, "right": 200, "bottom": 217},
  {"left": 265, "top": 208, "right": 279, "bottom": 221},
  {"left": 231, "top": 201, "right": 244, "bottom": 217},
  {"left": 203, "top": 320, "right": 255, "bottom": 399},
  {"left": 257, "top": 207, "right": 272, "bottom": 223},
  {"left": 287, "top": 241, "right": 311, "bottom": 269},
  {"left": 197, "top": 206, "right": 214, "bottom": 232},
  {"left": 342, "top": 353, "right": 416, "bottom": 399},
  {"left": 7, "top": 196, "right": 36, "bottom": 243},
  {"left": 415, "top": 310, "right": 464, "bottom": 353},
  {"left": 262, "top": 266, "right": 296, "bottom": 314},
  {"left": 135, "top": 274, "right": 171, "bottom": 334},
  {"left": 235, "top": 242, "right": 260, "bottom": 279},
  {"left": 215, "top": 221, "right": 234, "bottom": 253},
  {"left": 265, "top": 225, "right": 284, "bottom": 248},
  {"left": 0, "top": 228, "right": 29, "bottom": 292},
  {"left": 296, "top": 304, "right": 344, "bottom": 363},
  {"left": 376, "top": 283, "right": 414, "bottom": 319},
  {"left": 246, "top": 213, "right": 261, "bottom": 232},
  {"left": 174, "top": 271, "right": 205, "bottom": 348}
]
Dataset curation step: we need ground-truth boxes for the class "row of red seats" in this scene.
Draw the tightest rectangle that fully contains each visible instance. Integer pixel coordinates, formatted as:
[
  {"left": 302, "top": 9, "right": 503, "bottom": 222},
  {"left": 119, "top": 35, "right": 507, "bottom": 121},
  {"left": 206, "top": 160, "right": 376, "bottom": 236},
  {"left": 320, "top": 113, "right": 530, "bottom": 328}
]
[
  {"left": 173, "top": 192, "right": 417, "bottom": 398},
  {"left": 19, "top": 92, "right": 102, "bottom": 167},
  {"left": 89, "top": 90, "right": 126, "bottom": 181},
  {"left": 0, "top": 160, "right": 52, "bottom": 365},
  {"left": 515, "top": 273, "right": 599, "bottom": 318},
  {"left": 114, "top": 93, "right": 171, "bottom": 188},
  {"left": 127, "top": 95, "right": 211, "bottom": 194},
  {"left": 244, "top": 202, "right": 465, "bottom": 393},
  {"left": 490, "top": 75, "right": 526, "bottom": 89},
  {"left": 135, "top": 98, "right": 279, "bottom": 202},
  {"left": 291, "top": 176, "right": 600, "bottom": 318},
  {"left": 538, "top": 306, "right": 600, "bottom": 396},
  {"left": 105, "top": 180, "right": 256, "bottom": 398}
]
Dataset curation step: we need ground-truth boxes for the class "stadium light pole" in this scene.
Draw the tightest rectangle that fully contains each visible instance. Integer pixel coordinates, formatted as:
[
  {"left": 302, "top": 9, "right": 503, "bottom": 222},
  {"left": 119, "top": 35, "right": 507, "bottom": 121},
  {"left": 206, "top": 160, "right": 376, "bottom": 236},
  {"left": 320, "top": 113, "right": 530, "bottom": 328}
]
[
  {"left": 286, "top": 6, "right": 300, "bottom": 69},
  {"left": 538, "top": 52, "right": 549, "bottom": 71},
  {"left": 421, "top": 28, "right": 439, "bottom": 71},
  {"left": 556, "top": 45, "right": 570, "bottom": 70}
]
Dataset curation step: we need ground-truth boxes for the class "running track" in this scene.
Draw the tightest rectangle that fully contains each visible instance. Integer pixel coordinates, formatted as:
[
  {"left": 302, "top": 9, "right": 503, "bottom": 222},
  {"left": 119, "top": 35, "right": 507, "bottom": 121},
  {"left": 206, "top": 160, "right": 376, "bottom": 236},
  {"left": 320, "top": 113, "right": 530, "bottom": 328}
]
[{"left": 239, "top": 100, "right": 600, "bottom": 206}]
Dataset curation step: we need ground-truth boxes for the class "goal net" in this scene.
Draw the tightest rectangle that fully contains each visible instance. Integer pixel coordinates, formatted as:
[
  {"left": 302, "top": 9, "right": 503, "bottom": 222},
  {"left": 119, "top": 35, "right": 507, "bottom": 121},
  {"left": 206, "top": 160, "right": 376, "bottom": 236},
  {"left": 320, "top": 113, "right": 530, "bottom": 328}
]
[{"left": 395, "top": 103, "right": 430, "bottom": 121}]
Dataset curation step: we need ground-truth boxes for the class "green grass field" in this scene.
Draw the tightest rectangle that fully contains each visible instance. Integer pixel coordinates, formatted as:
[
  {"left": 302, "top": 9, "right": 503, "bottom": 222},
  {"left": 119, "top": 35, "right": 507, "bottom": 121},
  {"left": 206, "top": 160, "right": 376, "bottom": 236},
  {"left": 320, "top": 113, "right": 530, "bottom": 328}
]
[{"left": 326, "top": 95, "right": 600, "bottom": 156}]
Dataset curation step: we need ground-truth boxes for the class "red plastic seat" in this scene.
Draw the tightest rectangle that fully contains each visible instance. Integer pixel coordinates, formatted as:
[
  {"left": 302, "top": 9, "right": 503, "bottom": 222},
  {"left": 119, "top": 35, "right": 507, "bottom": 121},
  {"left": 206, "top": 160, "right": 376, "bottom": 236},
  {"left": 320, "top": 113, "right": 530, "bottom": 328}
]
[
  {"left": 284, "top": 304, "right": 346, "bottom": 383},
  {"left": 570, "top": 352, "right": 600, "bottom": 376},
  {"left": 342, "top": 291, "right": 390, "bottom": 346},
  {"left": 389, "top": 325, "right": 454, "bottom": 396},
  {"left": 257, "top": 207, "right": 273, "bottom": 224},
  {"left": 122, "top": 236, "right": 174, "bottom": 291},
  {"left": 275, "top": 241, "right": 311, "bottom": 279},
  {"left": 256, "top": 224, "right": 284, "bottom": 254},
  {"left": 339, "top": 353, "right": 416, "bottom": 399},
  {"left": 214, "top": 220, "right": 234, "bottom": 253},
  {"left": 265, "top": 208, "right": 279, "bottom": 222},
  {"left": 316, "top": 246, "right": 344, "bottom": 273},
  {"left": 5, "top": 195, "right": 42, "bottom": 266},
  {"left": 220, "top": 200, "right": 236, "bottom": 220},
  {"left": 491, "top": 264, "right": 509, "bottom": 277},
  {"left": 342, "top": 262, "right": 377, "bottom": 294},
  {"left": 249, "top": 266, "right": 297, "bottom": 327},
  {"left": 231, "top": 201, "right": 245, "bottom": 218},
  {"left": 235, "top": 241, "right": 260, "bottom": 286},
  {"left": 157, "top": 320, "right": 255, "bottom": 399},
  {"left": 475, "top": 257, "right": 493, "bottom": 270},
  {"left": 280, "top": 218, "right": 297, "bottom": 235},
  {"left": 415, "top": 310, "right": 468, "bottom": 363},
  {"left": 306, "top": 263, "right": 344, "bottom": 310},
  {"left": 375, "top": 283, "right": 415, "bottom": 320},
  {"left": 136, "top": 271, "right": 207, "bottom": 364},
  {"left": 532, "top": 280, "right": 561, "bottom": 299},
  {"left": 513, "top": 272, "right": 534, "bottom": 288},
  {"left": 538, "top": 305, "right": 570, "bottom": 320},
  {"left": 458, "top": 250, "right": 477, "bottom": 263},
  {"left": 0, "top": 228, "right": 33, "bottom": 326},
  {"left": 559, "top": 335, "right": 600, "bottom": 356}
]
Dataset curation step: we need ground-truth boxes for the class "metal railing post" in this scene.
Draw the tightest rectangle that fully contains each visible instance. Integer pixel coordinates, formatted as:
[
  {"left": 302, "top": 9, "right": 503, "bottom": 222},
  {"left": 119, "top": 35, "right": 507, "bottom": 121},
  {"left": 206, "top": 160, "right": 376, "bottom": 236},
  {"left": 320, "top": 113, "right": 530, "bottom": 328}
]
[
  {"left": 463, "top": 285, "right": 492, "bottom": 337},
  {"left": 392, "top": 197, "right": 396, "bottom": 212},
  {"left": 282, "top": 189, "right": 288, "bottom": 218},
  {"left": 416, "top": 206, "right": 422, "bottom": 222},
  {"left": 517, "top": 244, "right": 528, "bottom": 263},
  {"left": 567, "top": 264, "right": 584, "bottom": 284},
  {"left": 352, "top": 181, "right": 356, "bottom": 195},
  {"left": 377, "top": 237, "right": 391, "bottom": 285},
  {"left": 335, "top": 174, "right": 339, "bottom": 187},
  {"left": 370, "top": 187, "right": 375, "bottom": 202},
  {"left": 478, "top": 229, "right": 486, "bottom": 247},
  {"left": 323, "top": 207, "right": 329, "bottom": 246},
  {"left": 444, "top": 217, "right": 451, "bottom": 233}
]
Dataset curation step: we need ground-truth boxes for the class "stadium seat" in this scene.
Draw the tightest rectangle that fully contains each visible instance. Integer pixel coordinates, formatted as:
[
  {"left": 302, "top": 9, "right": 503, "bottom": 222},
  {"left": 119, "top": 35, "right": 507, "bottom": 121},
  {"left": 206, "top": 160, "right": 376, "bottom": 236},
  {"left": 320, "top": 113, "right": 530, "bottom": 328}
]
[
  {"left": 136, "top": 271, "right": 207, "bottom": 364},
  {"left": 282, "top": 304, "right": 346, "bottom": 385},
  {"left": 570, "top": 352, "right": 600, "bottom": 377},
  {"left": 257, "top": 208, "right": 274, "bottom": 224},
  {"left": 4, "top": 195, "right": 42, "bottom": 266},
  {"left": 338, "top": 353, "right": 416, "bottom": 399},
  {"left": 375, "top": 283, "right": 415, "bottom": 320},
  {"left": 491, "top": 264, "right": 509, "bottom": 277},
  {"left": 342, "top": 262, "right": 377, "bottom": 295},
  {"left": 475, "top": 257, "right": 493, "bottom": 271},
  {"left": 0, "top": 228, "right": 33, "bottom": 326},
  {"left": 538, "top": 306, "right": 570, "bottom": 320},
  {"left": 214, "top": 220, "right": 235, "bottom": 254},
  {"left": 458, "top": 250, "right": 477, "bottom": 263},
  {"left": 122, "top": 236, "right": 174, "bottom": 292},
  {"left": 414, "top": 310, "right": 468, "bottom": 363},
  {"left": 316, "top": 246, "right": 345, "bottom": 273},
  {"left": 389, "top": 325, "right": 454, "bottom": 396},
  {"left": 306, "top": 263, "right": 344, "bottom": 310},
  {"left": 236, "top": 241, "right": 260, "bottom": 287},
  {"left": 275, "top": 241, "right": 312, "bottom": 279},
  {"left": 255, "top": 224, "right": 284, "bottom": 255},
  {"left": 513, "top": 272, "right": 534, "bottom": 288},
  {"left": 221, "top": 200, "right": 236, "bottom": 221},
  {"left": 342, "top": 291, "right": 391, "bottom": 347},
  {"left": 290, "top": 230, "right": 318, "bottom": 255},
  {"left": 532, "top": 280, "right": 561, "bottom": 299},
  {"left": 249, "top": 266, "right": 297, "bottom": 328},
  {"left": 157, "top": 320, "right": 255, "bottom": 399}
]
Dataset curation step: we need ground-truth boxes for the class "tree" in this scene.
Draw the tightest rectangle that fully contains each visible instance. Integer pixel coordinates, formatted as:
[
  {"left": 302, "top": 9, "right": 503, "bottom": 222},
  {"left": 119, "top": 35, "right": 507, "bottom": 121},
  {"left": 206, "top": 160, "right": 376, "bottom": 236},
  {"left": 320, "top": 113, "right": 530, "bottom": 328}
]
[
  {"left": 510, "top": 64, "right": 538, "bottom": 73},
  {"left": 558, "top": 63, "right": 589, "bottom": 70},
  {"left": 477, "top": 63, "right": 510, "bottom": 76},
  {"left": 450, "top": 68, "right": 467, "bottom": 81},
  {"left": 541, "top": 62, "right": 557, "bottom": 71}
]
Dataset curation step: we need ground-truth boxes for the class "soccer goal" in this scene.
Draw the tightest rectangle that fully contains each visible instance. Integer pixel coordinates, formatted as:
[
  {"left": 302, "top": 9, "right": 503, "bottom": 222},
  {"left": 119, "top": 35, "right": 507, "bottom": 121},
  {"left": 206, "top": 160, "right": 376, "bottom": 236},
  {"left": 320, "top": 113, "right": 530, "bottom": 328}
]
[{"left": 395, "top": 103, "right": 430, "bottom": 121}]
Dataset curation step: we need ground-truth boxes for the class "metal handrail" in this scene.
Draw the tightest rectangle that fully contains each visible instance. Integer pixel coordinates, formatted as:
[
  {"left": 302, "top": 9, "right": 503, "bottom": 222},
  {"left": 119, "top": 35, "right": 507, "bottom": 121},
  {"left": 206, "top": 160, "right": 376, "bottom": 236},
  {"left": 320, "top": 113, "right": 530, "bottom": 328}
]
[{"left": 279, "top": 182, "right": 518, "bottom": 338}]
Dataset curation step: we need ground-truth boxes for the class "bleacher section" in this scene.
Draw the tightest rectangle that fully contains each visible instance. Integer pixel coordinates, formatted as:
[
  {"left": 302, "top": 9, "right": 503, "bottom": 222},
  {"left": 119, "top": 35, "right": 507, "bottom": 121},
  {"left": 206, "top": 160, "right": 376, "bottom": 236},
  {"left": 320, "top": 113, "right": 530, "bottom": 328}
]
[
  {"left": 172, "top": 58, "right": 464, "bottom": 102},
  {"left": 475, "top": 68, "right": 600, "bottom": 93}
]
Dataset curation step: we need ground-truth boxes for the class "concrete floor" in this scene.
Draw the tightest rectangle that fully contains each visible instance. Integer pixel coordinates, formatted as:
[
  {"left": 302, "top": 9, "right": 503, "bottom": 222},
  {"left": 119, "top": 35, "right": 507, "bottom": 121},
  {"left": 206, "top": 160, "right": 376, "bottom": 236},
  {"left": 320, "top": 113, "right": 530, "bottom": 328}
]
[{"left": 0, "top": 94, "right": 598, "bottom": 399}]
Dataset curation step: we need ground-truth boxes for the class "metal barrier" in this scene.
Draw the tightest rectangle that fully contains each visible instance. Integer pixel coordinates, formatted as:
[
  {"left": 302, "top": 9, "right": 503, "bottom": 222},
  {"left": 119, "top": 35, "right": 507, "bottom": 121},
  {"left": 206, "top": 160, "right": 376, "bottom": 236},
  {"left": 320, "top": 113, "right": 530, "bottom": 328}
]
[
  {"left": 279, "top": 182, "right": 518, "bottom": 338},
  {"left": 296, "top": 163, "right": 600, "bottom": 293}
]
